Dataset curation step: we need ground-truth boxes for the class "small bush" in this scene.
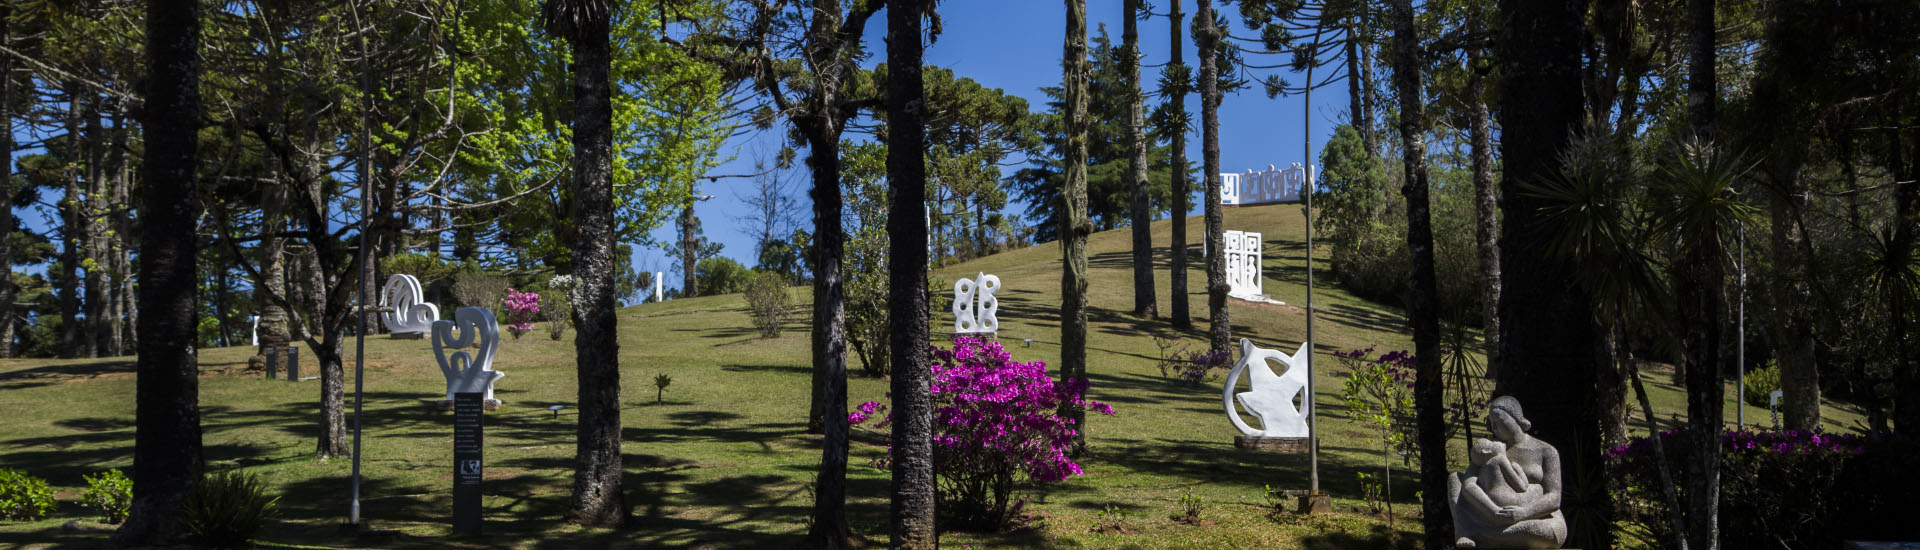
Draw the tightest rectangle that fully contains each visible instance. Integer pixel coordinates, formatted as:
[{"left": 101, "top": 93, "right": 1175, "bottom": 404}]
[
  {"left": 1156, "top": 345, "right": 1230, "bottom": 387},
  {"left": 540, "top": 291, "right": 571, "bottom": 341},
  {"left": 182, "top": 471, "right": 279, "bottom": 548},
  {"left": 1171, "top": 487, "right": 1205, "bottom": 524},
  {"left": 0, "top": 469, "right": 55, "bottom": 521},
  {"left": 451, "top": 271, "right": 509, "bottom": 311},
  {"left": 1744, "top": 360, "right": 1781, "bottom": 407},
  {"left": 695, "top": 257, "right": 752, "bottom": 295},
  {"left": 82, "top": 469, "right": 133, "bottom": 524},
  {"left": 743, "top": 272, "right": 791, "bottom": 338}
]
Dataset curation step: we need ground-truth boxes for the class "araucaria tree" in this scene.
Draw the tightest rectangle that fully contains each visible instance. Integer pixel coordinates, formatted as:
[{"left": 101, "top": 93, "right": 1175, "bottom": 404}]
[
  {"left": 1059, "top": 0, "right": 1093, "bottom": 456},
  {"left": 1124, "top": 0, "right": 1156, "bottom": 318},
  {"left": 1194, "top": 0, "right": 1229, "bottom": 354},
  {"left": 115, "top": 0, "right": 203, "bottom": 543},
  {"left": 885, "top": 2, "right": 936, "bottom": 546},
  {"left": 545, "top": 0, "right": 627, "bottom": 527}
]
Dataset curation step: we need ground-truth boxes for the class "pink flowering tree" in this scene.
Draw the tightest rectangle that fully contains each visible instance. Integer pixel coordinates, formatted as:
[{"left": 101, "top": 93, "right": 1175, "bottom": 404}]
[
  {"left": 850, "top": 337, "right": 1114, "bottom": 530},
  {"left": 500, "top": 288, "right": 540, "bottom": 339}
]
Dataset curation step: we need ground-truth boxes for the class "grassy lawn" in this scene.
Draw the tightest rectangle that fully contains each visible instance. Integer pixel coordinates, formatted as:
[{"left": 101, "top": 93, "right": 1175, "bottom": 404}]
[{"left": 0, "top": 203, "right": 1865, "bottom": 549}]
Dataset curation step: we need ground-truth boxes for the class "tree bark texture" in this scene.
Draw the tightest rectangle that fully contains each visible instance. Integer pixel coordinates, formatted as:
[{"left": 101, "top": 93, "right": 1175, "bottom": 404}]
[
  {"left": 59, "top": 86, "right": 82, "bottom": 359},
  {"left": 115, "top": 0, "right": 203, "bottom": 542},
  {"left": 0, "top": 3, "right": 14, "bottom": 359},
  {"left": 884, "top": 4, "right": 936, "bottom": 546},
  {"left": 1467, "top": 51, "right": 1501, "bottom": 379},
  {"left": 1495, "top": 0, "right": 1612, "bottom": 547},
  {"left": 83, "top": 97, "right": 109, "bottom": 357},
  {"left": 561, "top": 10, "right": 627, "bottom": 527},
  {"left": 1768, "top": 172, "right": 1819, "bottom": 431},
  {"left": 1124, "top": 0, "right": 1156, "bottom": 319},
  {"left": 1168, "top": 0, "right": 1191, "bottom": 330},
  {"left": 1060, "top": 0, "right": 1093, "bottom": 455},
  {"left": 1388, "top": 0, "right": 1452, "bottom": 546},
  {"left": 1197, "top": 0, "right": 1229, "bottom": 354},
  {"left": 807, "top": 130, "right": 847, "bottom": 437},
  {"left": 1688, "top": 0, "right": 1716, "bottom": 141},
  {"left": 1677, "top": 230, "right": 1726, "bottom": 550}
]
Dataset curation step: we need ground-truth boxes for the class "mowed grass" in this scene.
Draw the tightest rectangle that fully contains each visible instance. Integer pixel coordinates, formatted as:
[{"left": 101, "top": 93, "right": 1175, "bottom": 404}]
[{"left": 0, "top": 203, "right": 1866, "bottom": 549}]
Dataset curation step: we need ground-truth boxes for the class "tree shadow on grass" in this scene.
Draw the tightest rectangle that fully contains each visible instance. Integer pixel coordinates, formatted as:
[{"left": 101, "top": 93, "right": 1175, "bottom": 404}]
[
  {"left": 0, "top": 358, "right": 137, "bottom": 389},
  {"left": 1296, "top": 522, "right": 1420, "bottom": 550}
]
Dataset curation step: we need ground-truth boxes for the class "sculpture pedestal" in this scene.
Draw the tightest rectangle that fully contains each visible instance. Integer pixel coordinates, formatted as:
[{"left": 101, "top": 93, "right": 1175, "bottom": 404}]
[
  {"left": 1235, "top": 436, "right": 1309, "bottom": 453},
  {"left": 389, "top": 332, "right": 424, "bottom": 340},
  {"left": 1276, "top": 489, "right": 1332, "bottom": 514},
  {"left": 438, "top": 399, "right": 501, "bottom": 412}
]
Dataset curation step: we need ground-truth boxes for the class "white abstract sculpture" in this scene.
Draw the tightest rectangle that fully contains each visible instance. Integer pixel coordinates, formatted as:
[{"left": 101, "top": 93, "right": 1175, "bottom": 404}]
[
  {"left": 653, "top": 271, "right": 664, "bottom": 302},
  {"left": 1224, "top": 338, "right": 1310, "bottom": 438},
  {"left": 380, "top": 274, "right": 441, "bottom": 334},
  {"left": 433, "top": 307, "right": 505, "bottom": 405},
  {"left": 1224, "top": 230, "right": 1264, "bottom": 299},
  {"left": 953, "top": 272, "right": 1001, "bottom": 334},
  {"left": 250, "top": 315, "right": 259, "bottom": 346},
  {"left": 1220, "top": 163, "right": 1313, "bottom": 206}
]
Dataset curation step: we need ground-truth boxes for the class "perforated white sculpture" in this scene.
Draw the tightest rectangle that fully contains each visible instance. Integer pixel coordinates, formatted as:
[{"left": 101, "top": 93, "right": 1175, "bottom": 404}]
[
  {"left": 380, "top": 274, "right": 441, "bottom": 334},
  {"left": 433, "top": 307, "right": 505, "bottom": 406},
  {"left": 953, "top": 272, "right": 1001, "bottom": 334},
  {"left": 1224, "top": 230, "right": 1264, "bottom": 299},
  {"left": 1220, "top": 163, "right": 1312, "bottom": 206},
  {"left": 1224, "top": 338, "right": 1310, "bottom": 438}
]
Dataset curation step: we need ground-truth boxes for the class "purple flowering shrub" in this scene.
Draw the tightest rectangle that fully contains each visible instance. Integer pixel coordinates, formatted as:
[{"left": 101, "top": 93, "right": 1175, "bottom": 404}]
[
  {"left": 500, "top": 289, "right": 539, "bottom": 339},
  {"left": 1609, "top": 429, "right": 1916, "bottom": 547},
  {"left": 1151, "top": 336, "right": 1229, "bottom": 387},
  {"left": 850, "top": 337, "right": 1114, "bottom": 530}
]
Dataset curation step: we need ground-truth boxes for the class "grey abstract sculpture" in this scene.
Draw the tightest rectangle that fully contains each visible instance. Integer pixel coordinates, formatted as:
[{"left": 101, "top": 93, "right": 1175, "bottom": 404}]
[
  {"left": 433, "top": 307, "right": 505, "bottom": 406},
  {"left": 1448, "top": 396, "right": 1568, "bottom": 548},
  {"left": 953, "top": 272, "right": 1001, "bottom": 334},
  {"left": 1223, "top": 338, "right": 1310, "bottom": 438},
  {"left": 380, "top": 274, "right": 440, "bottom": 334}
]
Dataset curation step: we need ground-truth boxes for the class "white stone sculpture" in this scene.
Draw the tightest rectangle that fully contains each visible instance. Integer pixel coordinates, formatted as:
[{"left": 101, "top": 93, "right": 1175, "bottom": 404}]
[
  {"left": 1448, "top": 396, "right": 1568, "bottom": 548},
  {"left": 952, "top": 272, "right": 1001, "bottom": 334},
  {"left": 433, "top": 307, "right": 505, "bottom": 405},
  {"left": 1223, "top": 338, "right": 1310, "bottom": 438},
  {"left": 653, "top": 271, "right": 664, "bottom": 302},
  {"left": 1224, "top": 230, "right": 1264, "bottom": 299},
  {"left": 1220, "top": 163, "right": 1313, "bottom": 206},
  {"left": 380, "top": 274, "right": 441, "bottom": 334},
  {"left": 250, "top": 315, "right": 259, "bottom": 346}
]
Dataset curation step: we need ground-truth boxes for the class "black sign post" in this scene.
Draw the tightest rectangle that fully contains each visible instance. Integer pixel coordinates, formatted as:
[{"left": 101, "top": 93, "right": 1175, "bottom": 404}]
[
  {"left": 452, "top": 392, "right": 483, "bottom": 536},
  {"left": 284, "top": 347, "right": 299, "bottom": 381},
  {"left": 265, "top": 348, "right": 279, "bottom": 379}
]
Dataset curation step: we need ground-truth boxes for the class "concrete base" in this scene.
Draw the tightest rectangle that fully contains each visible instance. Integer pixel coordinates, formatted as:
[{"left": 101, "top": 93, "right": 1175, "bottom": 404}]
[
  {"left": 389, "top": 332, "right": 425, "bottom": 340},
  {"left": 437, "top": 399, "right": 502, "bottom": 412},
  {"left": 1283, "top": 490, "right": 1331, "bottom": 514},
  {"left": 1235, "top": 436, "right": 1310, "bottom": 453}
]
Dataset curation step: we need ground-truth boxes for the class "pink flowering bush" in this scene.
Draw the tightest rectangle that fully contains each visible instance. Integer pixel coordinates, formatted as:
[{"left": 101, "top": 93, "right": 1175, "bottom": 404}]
[
  {"left": 850, "top": 337, "right": 1114, "bottom": 530},
  {"left": 500, "top": 289, "right": 539, "bottom": 339}
]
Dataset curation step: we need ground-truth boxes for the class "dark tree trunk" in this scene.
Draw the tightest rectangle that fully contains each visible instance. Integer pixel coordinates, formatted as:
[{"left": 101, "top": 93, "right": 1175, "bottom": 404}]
[
  {"left": 59, "top": 87, "right": 82, "bottom": 359},
  {"left": 1495, "top": 0, "right": 1613, "bottom": 548},
  {"left": 84, "top": 97, "right": 108, "bottom": 357},
  {"left": 258, "top": 174, "right": 292, "bottom": 352},
  {"left": 1688, "top": 0, "right": 1715, "bottom": 140},
  {"left": 115, "top": 0, "right": 203, "bottom": 543},
  {"left": 1467, "top": 50, "right": 1501, "bottom": 378},
  {"left": 884, "top": 3, "right": 935, "bottom": 546},
  {"left": 1125, "top": 0, "right": 1156, "bottom": 318},
  {"left": 103, "top": 108, "right": 130, "bottom": 356},
  {"left": 1168, "top": 0, "right": 1192, "bottom": 331},
  {"left": 0, "top": 3, "right": 14, "bottom": 359},
  {"left": 1677, "top": 233, "right": 1726, "bottom": 550},
  {"left": 1388, "top": 0, "right": 1451, "bottom": 546},
  {"left": 316, "top": 334, "right": 349, "bottom": 457},
  {"left": 683, "top": 203, "right": 699, "bottom": 298},
  {"left": 805, "top": 125, "right": 853, "bottom": 545},
  {"left": 1197, "top": 0, "right": 1229, "bottom": 354},
  {"left": 1768, "top": 169, "right": 1819, "bottom": 431},
  {"left": 1060, "top": 0, "right": 1093, "bottom": 455},
  {"left": 562, "top": 9, "right": 627, "bottom": 528}
]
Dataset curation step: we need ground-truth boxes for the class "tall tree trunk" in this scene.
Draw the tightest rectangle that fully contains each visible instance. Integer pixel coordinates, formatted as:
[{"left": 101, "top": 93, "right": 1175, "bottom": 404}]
[
  {"left": 1677, "top": 232, "right": 1726, "bottom": 550},
  {"left": 1389, "top": 1, "right": 1451, "bottom": 546},
  {"left": 682, "top": 203, "right": 699, "bottom": 298},
  {"left": 884, "top": 3, "right": 935, "bottom": 546},
  {"left": 84, "top": 96, "right": 109, "bottom": 357},
  {"left": 562, "top": 8, "right": 627, "bottom": 527},
  {"left": 1495, "top": 0, "right": 1612, "bottom": 547},
  {"left": 807, "top": 130, "right": 847, "bottom": 437},
  {"left": 259, "top": 175, "right": 292, "bottom": 352},
  {"left": 0, "top": 3, "right": 15, "bottom": 359},
  {"left": 1125, "top": 0, "right": 1156, "bottom": 318},
  {"left": 115, "top": 0, "right": 203, "bottom": 542},
  {"left": 1359, "top": 39, "right": 1379, "bottom": 158},
  {"left": 1769, "top": 168, "right": 1819, "bottom": 431},
  {"left": 316, "top": 332, "right": 349, "bottom": 458},
  {"left": 1060, "top": 0, "right": 1093, "bottom": 455},
  {"left": 1467, "top": 50, "right": 1501, "bottom": 379},
  {"left": 59, "top": 86, "right": 83, "bottom": 359},
  {"left": 1197, "top": 0, "right": 1230, "bottom": 354},
  {"left": 1688, "top": 0, "right": 1715, "bottom": 141},
  {"left": 1168, "top": 0, "right": 1192, "bottom": 330},
  {"left": 102, "top": 107, "right": 129, "bottom": 356}
]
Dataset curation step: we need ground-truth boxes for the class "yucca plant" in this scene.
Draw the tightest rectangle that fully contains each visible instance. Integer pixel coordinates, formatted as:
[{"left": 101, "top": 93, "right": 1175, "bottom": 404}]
[{"left": 181, "top": 472, "right": 279, "bottom": 548}]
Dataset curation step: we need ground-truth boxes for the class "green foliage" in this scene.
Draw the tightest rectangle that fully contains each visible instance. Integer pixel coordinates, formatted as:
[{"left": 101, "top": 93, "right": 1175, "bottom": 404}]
[
  {"left": 695, "top": 257, "right": 752, "bottom": 296},
  {"left": 1744, "top": 360, "right": 1781, "bottom": 407},
  {"left": 1355, "top": 471, "right": 1387, "bottom": 515},
  {"left": 1093, "top": 503, "right": 1134, "bottom": 533},
  {"left": 654, "top": 373, "right": 673, "bottom": 404},
  {"left": 379, "top": 253, "right": 458, "bottom": 285},
  {"left": 844, "top": 142, "right": 893, "bottom": 378},
  {"left": 183, "top": 471, "right": 279, "bottom": 548},
  {"left": 1171, "top": 487, "right": 1206, "bottom": 524},
  {"left": 82, "top": 469, "right": 132, "bottom": 524},
  {"left": 743, "top": 272, "right": 792, "bottom": 339},
  {"left": 0, "top": 469, "right": 55, "bottom": 522},
  {"left": 451, "top": 270, "right": 510, "bottom": 312},
  {"left": 540, "top": 289, "right": 572, "bottom": 341}
]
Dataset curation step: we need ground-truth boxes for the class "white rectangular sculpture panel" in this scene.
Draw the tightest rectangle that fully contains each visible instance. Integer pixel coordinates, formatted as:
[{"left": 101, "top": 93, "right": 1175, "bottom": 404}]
[
  {"left": 952, "top": 272, "right": 1001, "bottom": 334},
  {"left": 1219, "top": 163, "right": 1313, "bottom": 206},
  {"left": 1224, "top": 230, "right": 1263, "bottom": 299}
]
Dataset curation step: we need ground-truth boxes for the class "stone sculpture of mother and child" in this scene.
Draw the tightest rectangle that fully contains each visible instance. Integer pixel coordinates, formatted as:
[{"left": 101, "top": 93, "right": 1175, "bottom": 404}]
[{"left": 1449, "top": 396, "right": 1569, "bottom": 548}]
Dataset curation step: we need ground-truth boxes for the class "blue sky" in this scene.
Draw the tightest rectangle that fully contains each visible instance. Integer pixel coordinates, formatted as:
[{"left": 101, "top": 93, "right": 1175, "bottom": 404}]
[{"left": 638, "top": 0, "right": 1351, "bottom": 290}]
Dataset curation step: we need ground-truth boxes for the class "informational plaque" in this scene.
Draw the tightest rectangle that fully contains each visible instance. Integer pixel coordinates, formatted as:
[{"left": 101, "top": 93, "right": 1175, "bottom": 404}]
[
  {"left": 265, "top": 348, "right": 279, "bottom": 379},
  {"left": 452, "top": 392, "right": 483, "bottom": 535}
]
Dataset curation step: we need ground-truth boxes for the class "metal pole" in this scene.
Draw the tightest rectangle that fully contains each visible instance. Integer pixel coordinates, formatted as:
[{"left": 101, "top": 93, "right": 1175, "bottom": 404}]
[
  {"left": 1303, "top": 22, "right": 1323, "bottom": 498},
  {"left": 1737, "top": 226, "right": 1746, "bottom": 430},
  {"left": 348, "top": 0, "right": 370, "bottom": 526}
]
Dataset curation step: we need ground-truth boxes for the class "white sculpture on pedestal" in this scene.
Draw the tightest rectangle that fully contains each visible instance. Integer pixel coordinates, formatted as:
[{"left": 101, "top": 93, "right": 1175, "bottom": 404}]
[
  {"left": 1223, "top": 338, "right": 1310, "bottom": 438},
  {"left": 250, "top": 315, "right": 259, "bottom": 346},
  {"left": 380, "top": 274, "right": 440, "bottom": 334},
  {"left": 433, "top": 307, "right": 505, "bottom": 405},
  {"left": 953, "top": 272, "right": 1001, "bottom": 334},
  {"left": 1224, "top": 230, "right": 1264, "bottom": 299},
  {"left": 1220, "top": 163, "right": 1312, "bottom": 206}
]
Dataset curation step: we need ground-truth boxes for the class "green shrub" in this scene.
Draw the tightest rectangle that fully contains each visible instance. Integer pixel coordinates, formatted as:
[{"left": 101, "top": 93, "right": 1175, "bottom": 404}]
[
  {"left": 0, "top": 468, "right": 55, "bottom": 521},
  {"left": 541, "top": 290, "right": 572, "bottom": 341},
  {"left": 182, "top": 472, "right": 279, "bottom": 548},
  {"left": 451, "top": 270, "right": 509, "bottom": 312},
  {"left": 1744, "top": 360, "right": 1781, "bottom": 407},
  {"left": 82, "top": 469, "right": 133, "bottom": 524},
  {"left": 695, "top": 257, "right": 752, "bottom": 295},
  {"left": 743, "top": 272, "right": 792, "bottom": 338}
]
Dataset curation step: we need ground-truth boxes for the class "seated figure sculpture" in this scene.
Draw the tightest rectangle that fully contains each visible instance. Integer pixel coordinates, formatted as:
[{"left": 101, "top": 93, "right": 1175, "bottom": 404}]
[{"left": 1448, "top": 397, "right": 1568, "bottom": 549}]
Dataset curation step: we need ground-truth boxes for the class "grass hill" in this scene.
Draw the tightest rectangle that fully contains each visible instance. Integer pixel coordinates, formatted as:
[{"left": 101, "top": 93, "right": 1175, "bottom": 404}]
[{"left": 0, "top": 203, "right": 1865, "bottom": 549}]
